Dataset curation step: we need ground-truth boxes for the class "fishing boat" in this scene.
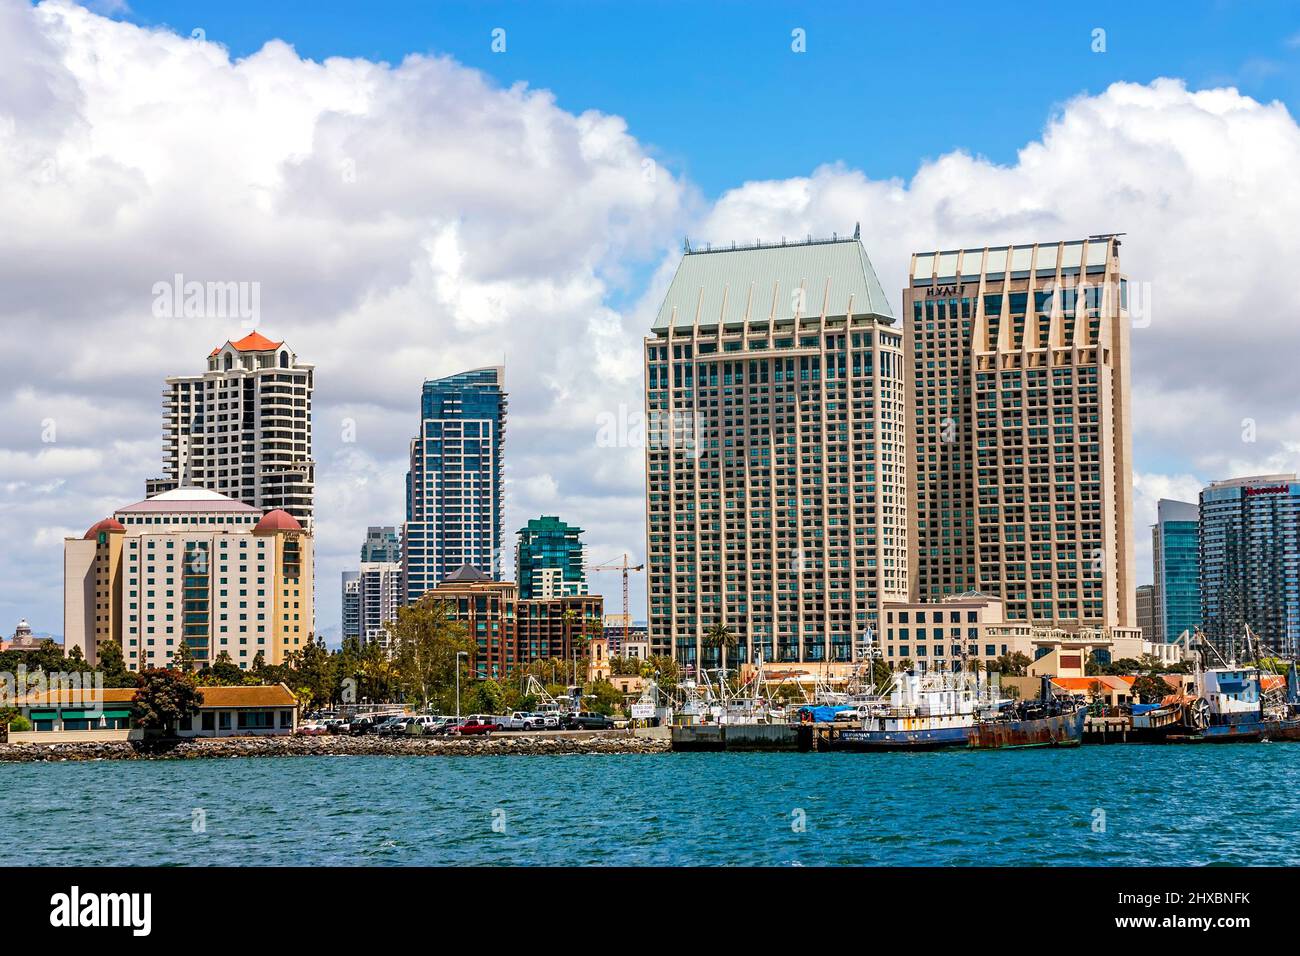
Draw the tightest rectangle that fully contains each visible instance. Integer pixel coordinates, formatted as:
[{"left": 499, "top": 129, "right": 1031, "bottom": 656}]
[
  {"left": 1163, "top": 628, "right": 1300, "bottom": 743},
  {"left": 826, "top": 672, "right": 1084, "bottom": 751}
]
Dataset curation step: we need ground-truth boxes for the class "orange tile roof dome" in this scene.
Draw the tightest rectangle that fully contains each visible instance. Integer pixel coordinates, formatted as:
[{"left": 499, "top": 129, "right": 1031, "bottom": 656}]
[
  {"left": 84, "top": 517, "right": 125, "bottom": 539},
  {"left": 209, "top": 330, "right": 284, "bottom": 356},
  {"left": 254, "top": 509, "right": 302, "bottom": 533}
]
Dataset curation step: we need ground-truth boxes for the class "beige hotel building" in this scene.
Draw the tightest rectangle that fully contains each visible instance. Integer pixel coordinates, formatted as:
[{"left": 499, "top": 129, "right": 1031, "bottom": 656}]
[
  {"left": 65, "top": 487, "right": 313, "bottom": 670},
  {"left": 904, "top": 236, "right": 1136, "bottom": 631},
  {"left": 645, "top": 233, "right": 908, "bottom": 671}
]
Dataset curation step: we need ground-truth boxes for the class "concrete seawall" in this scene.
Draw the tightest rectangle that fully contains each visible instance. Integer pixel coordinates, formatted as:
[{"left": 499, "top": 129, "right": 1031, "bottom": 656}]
[{"left": 0, "top": 731, "right": 671, "bottom": 762}]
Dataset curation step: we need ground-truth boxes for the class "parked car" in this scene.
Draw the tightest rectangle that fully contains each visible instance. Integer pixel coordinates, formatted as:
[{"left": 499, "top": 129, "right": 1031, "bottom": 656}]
[
  {"left": 501, "top": 711, "right": 551, "bottom": 731},
  {"left": 454, "top": 715, "right": 502, "bottom": 735},
  {"left": 529, "top": 711, "right": 560, "bottom": 729},
  {"left": 375, "top": 716, "right": 412, "bottom": 736},
  {"left": 427, "top": 716, "right": 461, "bottom": 735},
  {"left": 403, "top": 715, "right": 443, "bottom": 736},
  {"left": 324, "top": 718, "right": 351, "bottom": 734},
  {"left": 297, "top": 721, "right": 329, "bottom": 736},
  {"left": 561, "top": 711, "right": 615, "bottom": 731}
]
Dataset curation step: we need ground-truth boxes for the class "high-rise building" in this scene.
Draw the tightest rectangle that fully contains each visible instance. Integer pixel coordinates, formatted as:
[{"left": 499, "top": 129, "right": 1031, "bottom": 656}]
[
  {"left": 1199, "top": 475, "right": 1300, "bottom": 659},
  {"left": 147, "top": 331, "right": 315, "bottom": 529},
  {"left": 645, "top": 233, "right": 907, "bottom": 671},
  {"left": 65, "top": 488, "right": 313, "bottom": 670},
  {"left": 360, "top": 526, "right": 401, "bottom": 563},
  {"left": 905, "top": 237, "right": 1136, "bottom": 629},
  {"left": 1136, "top": 584, "right": 1156, "bottom": 641},
  {"left": 341, "top": 571, "right": 360, "bottom": 641},
  {"left": 516, "top": 516, "right": 587, "bottom": 600},
  {"left": 403, "top": 368, "right": 507, "bottom": 603},
  {"left": 357, "top": 561, "right": 403, "bottom": 652},
  {"left": 1152, "top": 498, "right": 1200, "bottom": 643}
]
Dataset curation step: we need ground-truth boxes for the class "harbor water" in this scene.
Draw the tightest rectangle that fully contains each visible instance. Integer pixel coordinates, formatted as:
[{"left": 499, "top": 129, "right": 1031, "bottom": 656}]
[{"left": 5, "top": 746, "right": 1298, "bottom": 866}]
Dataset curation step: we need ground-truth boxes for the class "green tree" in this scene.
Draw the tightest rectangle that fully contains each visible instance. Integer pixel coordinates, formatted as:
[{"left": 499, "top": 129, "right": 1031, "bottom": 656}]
[
  {"left": 96, "top": 640, "right": 134, "bottom": 687},
  {"left": 133, "top": 668, "right": 204, "bottom": 736},
  {"left": 200, "top": 650, "right": 245, "bottom": 686},
  {"left": 172, "top": 640, "right": 196, "bottom": 674},
  {"left": 8, "top": 716, "right": 32, "bottom": 733},
  {"left": 467, "top": 678, "right": 505, "bottom": 715},
  {"left": 992, "top": 652, "right": 1032, "bottom": 677},
  {"left": 1130, "top": 671, "right": 1170, "bottom": 704},
  {"left": 390, "top": 597, "right": 473, "bottom": 710},
  {"left": 588, "top": 679, "right": 623, "bottom": 717}
]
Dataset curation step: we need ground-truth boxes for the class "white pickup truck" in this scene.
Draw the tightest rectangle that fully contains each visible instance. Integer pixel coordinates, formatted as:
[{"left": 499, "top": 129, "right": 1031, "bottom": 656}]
[{"left": 501, "top": 711, "right": 557, "bottom": 731}]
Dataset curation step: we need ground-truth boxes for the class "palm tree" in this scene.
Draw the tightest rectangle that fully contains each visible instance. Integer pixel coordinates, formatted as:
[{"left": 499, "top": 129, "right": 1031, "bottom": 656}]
[
  {"left": 704, "top": 621, "right": 737, "bottom": 673},
  {"left": 561, "top": 608, "right": 582, "bottom": 686}
]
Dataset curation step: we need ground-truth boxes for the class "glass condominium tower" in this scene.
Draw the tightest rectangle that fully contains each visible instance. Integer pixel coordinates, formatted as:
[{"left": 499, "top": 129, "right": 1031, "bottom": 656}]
[
  {"left": 516, "top": 516, "right": 587, "bottom": 600},
  {"left": 1199, "top": 474, "right": 1300, "bottom": 659},
  {"left": 403, "top": 368, "right": 507, "bottom": 603},
  {"left": 1152, "top": 498, "right": 1200, "bottom": 643},
  {"left": 905, "top": 237, "right": 1136, "bottom": 628},
  {"left": 644, "top": 233, "right": 908, "bottom": 670}
]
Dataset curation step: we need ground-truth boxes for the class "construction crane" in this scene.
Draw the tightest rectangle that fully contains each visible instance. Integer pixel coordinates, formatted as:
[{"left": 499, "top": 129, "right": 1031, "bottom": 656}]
[{"left": 587, "top": 553, "right": 645, "bottom": 649}]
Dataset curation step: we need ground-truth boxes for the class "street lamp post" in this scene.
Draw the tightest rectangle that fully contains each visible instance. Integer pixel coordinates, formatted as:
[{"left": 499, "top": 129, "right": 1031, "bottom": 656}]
[{"left": 456, "top": 650, "right": 468, "bottom": 719}]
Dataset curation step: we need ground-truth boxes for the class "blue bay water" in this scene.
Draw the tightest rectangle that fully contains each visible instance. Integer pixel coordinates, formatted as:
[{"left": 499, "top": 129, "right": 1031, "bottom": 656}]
[{"left": 5, "top": 746, "right": 1298, "bottom": 866}]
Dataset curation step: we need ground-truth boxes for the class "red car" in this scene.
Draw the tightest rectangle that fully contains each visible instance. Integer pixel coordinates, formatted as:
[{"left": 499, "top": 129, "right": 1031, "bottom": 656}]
[{"left": 453, "top": 715, "right": 502, "bottom": 735}]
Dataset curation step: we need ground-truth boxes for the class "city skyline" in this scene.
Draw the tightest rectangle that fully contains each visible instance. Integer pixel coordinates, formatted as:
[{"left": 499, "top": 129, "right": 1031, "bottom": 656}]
[{"left": 8, "top": 1, "right": 1300, "bottom": 641}]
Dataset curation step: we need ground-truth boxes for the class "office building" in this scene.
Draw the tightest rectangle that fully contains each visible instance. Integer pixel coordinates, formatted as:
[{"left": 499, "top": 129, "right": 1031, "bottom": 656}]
[
  {"left": 65, "top": 488, "right": 313, "bottom": 670},
  {"left": 147, "top": 331, "right": 315, "bottom": 529},
  {"left": 403, "top": 369, "right": 507, "bottom": 603},
  {"left": 905, "top": 237, "right": 1136, "bottom": 629},
  {"left": 341, "top": 571, "right": 360, "bottom": 641},
  {"left": 357, "top": 561, "right": 403, "bottom": 652},
  {"left": 516, "top": 516, "right": 587, "bottom": 600},
  {"left": 645, "top": 232, "right": 907, "bottom": 672},
  {"left": 424, "top": 565, "right": 602, "bottom": 680},
  {"left": 360, "top": 526, "right": 401, "bottom": 563},
  {"left": 1152, "top": 498, "right": 1200, "bottom": 643},
  {"left": 1136, "top": 584, "right": 1156, "bottom": 641},
  {"left": 1199, "top": 475, "right": 1300, "bottom": 659}
]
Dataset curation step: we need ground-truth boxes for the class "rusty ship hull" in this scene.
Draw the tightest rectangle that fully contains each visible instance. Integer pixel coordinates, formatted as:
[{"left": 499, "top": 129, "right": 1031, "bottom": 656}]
[{"left": 968, "top": 707, "right": 1085, "bottom": 750}]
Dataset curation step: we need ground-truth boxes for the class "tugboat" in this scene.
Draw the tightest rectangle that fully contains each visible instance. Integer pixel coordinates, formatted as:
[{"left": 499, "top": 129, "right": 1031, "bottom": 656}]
[{"left": 827, "top": 672, "right": 1084, "bottom": 751}]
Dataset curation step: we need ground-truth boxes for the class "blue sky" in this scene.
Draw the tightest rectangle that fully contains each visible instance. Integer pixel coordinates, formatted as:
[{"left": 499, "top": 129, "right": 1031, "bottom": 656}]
[{"left": 112, "top": 0, "right": 1300, "bottom": 196}]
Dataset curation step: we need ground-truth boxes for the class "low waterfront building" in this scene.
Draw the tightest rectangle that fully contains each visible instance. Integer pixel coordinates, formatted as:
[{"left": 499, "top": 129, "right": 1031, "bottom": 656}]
[
  {"left": 10, "top": 683, "right": 298, "bottom": 744},
  {"left": 881, "top": 593, "right": 1182, "bottom": 676},
  {"left": 64, "top": 488, "right": 313, "bottom": 671}
]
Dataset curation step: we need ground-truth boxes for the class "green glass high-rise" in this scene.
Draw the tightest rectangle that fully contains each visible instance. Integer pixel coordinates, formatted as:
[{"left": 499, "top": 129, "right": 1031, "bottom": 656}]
[
  {"left": 1152, "top": 498, "right": 1200, "bottom": 643},
  {"left": 515, "top": 516, "right": 587, "bottom": 600}
]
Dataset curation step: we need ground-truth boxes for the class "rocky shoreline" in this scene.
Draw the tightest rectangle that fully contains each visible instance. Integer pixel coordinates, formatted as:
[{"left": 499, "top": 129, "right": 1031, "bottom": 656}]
[{"left": 0, "top": 732, "right": 671, "bottom": 763}]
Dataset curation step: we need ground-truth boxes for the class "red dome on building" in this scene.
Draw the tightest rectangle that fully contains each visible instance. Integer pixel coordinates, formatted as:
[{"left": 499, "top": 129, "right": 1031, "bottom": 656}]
[
  {"left": 83, "top": 518, "right": 125, "bottom": 539},
  {"left": 254, "top": 509, "right": 302, "bottom": 533}
]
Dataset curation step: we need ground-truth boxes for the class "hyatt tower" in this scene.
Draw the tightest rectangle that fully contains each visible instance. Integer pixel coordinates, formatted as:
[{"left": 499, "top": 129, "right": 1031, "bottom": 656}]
[{"left": 905, "top": 237, "right": 1136, "bottom": 628}]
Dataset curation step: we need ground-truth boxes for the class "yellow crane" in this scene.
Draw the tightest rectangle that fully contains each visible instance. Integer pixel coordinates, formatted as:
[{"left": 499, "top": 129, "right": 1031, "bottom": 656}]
[{"left": 587, "top": 553, "right": 645, "bottom": 650}]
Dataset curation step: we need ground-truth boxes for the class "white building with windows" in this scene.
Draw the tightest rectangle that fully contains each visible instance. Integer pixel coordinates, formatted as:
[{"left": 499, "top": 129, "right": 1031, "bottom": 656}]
[
  {"left": 64, "top": 488, "right": 314, "bottom": 671},
  {"left": 147, "top": 331, "right": 315, "bottom": 529}
]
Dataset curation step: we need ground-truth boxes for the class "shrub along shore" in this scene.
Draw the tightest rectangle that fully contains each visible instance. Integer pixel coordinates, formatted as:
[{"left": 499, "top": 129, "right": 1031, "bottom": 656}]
[{"left": 0, "top": 731, "right": 671, "bottom": 762}]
